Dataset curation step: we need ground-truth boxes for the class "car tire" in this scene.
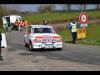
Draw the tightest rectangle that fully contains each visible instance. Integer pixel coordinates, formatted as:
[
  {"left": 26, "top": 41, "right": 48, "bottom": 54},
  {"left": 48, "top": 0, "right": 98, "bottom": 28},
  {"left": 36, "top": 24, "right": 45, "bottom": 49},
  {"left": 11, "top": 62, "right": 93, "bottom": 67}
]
[
  {"left": 24, "top": 39, "right": 28, "bottom": 47},
  {"left": 25, "top": 43, "right": 28, "bottom": 47},
  {"left": 29, "top": 41, "right": 33, "bottom": 51}
]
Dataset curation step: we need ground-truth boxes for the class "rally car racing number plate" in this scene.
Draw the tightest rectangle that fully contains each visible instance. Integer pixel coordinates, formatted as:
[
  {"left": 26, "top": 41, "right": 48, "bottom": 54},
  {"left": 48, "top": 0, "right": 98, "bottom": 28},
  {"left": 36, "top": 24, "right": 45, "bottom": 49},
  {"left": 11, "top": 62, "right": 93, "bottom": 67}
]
[{"left": 45, "top": 45, "right": 53, "bottom": 48}]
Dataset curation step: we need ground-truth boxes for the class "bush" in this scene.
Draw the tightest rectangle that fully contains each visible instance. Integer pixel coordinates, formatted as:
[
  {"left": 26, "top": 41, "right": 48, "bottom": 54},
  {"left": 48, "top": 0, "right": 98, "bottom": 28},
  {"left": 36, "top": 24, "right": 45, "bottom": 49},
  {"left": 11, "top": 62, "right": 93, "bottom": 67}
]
[{"left": 0, "top": 6, "right": 6, "bottom": 29}]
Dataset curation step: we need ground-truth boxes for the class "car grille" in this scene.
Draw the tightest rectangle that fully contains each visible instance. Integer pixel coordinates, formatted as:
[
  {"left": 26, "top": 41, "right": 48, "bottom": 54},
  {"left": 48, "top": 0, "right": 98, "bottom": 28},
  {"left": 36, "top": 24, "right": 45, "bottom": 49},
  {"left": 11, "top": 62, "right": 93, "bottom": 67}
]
[{"left": 42, "top": 39, "right": 54, "bottom": 43}]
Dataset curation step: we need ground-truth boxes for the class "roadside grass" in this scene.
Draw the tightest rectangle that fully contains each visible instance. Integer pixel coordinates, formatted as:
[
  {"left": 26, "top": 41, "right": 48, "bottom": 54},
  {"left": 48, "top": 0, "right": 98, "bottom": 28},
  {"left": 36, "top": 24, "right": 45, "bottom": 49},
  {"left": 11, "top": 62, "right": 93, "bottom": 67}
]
[
  {"left": 23, "top": 10, "right": 100, "bottom": 46},
  {"left": 0, "top": 28, "right": 5, "bottom": 33},
  {"left": 22, "top": 11, "right": 100, "bottom": 24},
  {"left": 58, "top": 24, "right": 100, "bottom": 46},
  {"left": 58, "top": 27, "right": 72, "bottom": 42}
]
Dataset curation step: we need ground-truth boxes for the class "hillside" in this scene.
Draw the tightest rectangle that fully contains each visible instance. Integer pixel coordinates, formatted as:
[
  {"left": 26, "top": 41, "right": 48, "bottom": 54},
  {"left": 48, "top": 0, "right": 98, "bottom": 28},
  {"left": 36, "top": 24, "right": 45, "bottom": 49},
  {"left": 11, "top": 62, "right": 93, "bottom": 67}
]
[{"left": 22, "top": 11, "right": 100, "bottom": 24}]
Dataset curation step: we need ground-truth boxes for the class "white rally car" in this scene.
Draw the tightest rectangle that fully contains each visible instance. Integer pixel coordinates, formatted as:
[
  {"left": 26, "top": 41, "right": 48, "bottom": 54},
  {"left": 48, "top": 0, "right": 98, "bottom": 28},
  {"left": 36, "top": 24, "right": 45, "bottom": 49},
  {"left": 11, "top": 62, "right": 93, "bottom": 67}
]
[{"left": 24, "top": 25, "right": 63, "bottom": 51}]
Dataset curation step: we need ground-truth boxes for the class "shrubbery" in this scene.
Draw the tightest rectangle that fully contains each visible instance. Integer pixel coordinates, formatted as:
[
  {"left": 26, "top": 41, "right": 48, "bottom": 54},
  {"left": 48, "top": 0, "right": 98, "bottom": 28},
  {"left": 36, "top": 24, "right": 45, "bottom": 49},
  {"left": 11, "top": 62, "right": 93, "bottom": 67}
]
[{"left": 0, "top": 6, "right": 5, "bottom": 29}]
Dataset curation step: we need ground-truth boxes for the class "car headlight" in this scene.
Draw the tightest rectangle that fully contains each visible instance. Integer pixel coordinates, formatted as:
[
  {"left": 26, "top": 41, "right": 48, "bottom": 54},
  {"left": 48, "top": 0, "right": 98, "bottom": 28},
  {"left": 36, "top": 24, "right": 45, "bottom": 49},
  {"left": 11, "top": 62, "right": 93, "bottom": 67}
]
[
  {"left": 34, "top": 39, "right": 41, "bottom": 43},
  {"left": 57, "top": 39, "right": 62, "bottom": 42},
  {"left": 52, "top": 39, "right": 62, "bottom": 43}
]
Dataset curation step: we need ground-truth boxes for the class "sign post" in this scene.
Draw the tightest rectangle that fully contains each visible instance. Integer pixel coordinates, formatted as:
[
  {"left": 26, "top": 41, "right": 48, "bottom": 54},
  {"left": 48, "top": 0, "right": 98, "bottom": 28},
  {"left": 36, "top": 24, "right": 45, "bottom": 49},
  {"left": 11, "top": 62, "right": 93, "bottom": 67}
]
[
  {"left": 77, "top": 12, "right": 88, "bottom": 39},
  {"left": 79, "top": 12, "right": 88, "bottom": 27}
]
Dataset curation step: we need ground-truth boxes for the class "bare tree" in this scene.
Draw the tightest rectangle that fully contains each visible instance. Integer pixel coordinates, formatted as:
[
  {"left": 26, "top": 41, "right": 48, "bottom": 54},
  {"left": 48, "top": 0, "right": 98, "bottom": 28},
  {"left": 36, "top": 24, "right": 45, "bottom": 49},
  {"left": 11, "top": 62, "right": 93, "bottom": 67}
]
[
  {"left": 62, "top": 4, "right": 71, "bottom": 13},
  {"left": 0, "top": 4, "right": 7, "bottom": 27},
  {"left": 62, "top": 4, "right": 67, "bottom": 11},
  {"left": 83, "top": 4, "right": 87, "bottom": 11},
  {"left": 38, "top": 4, "right": 54, "bottom": 13},
  {"left": 67, "top": 4, "right": 71, "bottom": 13},
  {"left": 1, "top": 4, "right": 20, "bottom": 15},
  {"left": 4, "top": 4, "right": 20, "bottom": 11},
  {"left": 77, "top": 4, "right": 87, "bottom": 12},
  {"left": 1, "top": 4, "right": 8, "bottom": 15},
  {"left": 51, "top": 5, "right": 55, "bottom": 12},
  {"left": 96, "top": 4, "right": 99, "bottom": 11},
  {"left": 77, "top": 4, "right": 82, "bottom": 11}
]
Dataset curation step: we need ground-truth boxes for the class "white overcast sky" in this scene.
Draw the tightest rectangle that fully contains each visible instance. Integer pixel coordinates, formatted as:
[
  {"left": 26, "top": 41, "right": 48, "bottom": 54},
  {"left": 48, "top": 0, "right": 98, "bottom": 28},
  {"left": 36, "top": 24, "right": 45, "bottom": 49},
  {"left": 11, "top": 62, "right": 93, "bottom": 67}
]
[{"left": 3, "top": 4, "right": 97, "bottom": 12}]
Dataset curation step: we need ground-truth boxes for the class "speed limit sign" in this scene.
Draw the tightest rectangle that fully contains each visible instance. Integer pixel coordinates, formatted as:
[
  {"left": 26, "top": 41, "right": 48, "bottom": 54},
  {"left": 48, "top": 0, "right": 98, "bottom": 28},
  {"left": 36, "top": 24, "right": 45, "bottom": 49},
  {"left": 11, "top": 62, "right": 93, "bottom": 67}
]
[{"left": 79, "top": 12, "right": 88, "bottom": 24}]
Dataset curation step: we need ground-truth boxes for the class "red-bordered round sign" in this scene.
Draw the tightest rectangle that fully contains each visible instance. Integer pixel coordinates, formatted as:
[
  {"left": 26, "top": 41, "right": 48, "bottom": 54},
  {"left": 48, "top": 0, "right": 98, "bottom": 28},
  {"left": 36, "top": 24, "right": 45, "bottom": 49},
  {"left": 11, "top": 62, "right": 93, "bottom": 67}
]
[{"left": 79, "top": 12, "right": 88, "bottom": 24}]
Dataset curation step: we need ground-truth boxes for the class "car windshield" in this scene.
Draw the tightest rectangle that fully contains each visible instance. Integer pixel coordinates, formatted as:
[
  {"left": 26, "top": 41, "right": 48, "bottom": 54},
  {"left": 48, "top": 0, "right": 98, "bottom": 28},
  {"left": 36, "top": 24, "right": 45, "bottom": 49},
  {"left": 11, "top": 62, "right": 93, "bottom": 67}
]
[{"left": 33, "top": 28, "right": 54, "bottom": 33}]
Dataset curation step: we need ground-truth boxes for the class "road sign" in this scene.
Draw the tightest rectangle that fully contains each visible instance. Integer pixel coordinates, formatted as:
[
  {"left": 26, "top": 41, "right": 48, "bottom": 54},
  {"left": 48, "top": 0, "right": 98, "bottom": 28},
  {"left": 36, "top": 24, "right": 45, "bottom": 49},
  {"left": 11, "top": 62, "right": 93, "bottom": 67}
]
[
  {"left": 80, "top": 24, "right": 88, "bottom": 28},
  {"left": 77, "top": 28, "right": 86, "bottom": 39},
  {"left": 79, "top": 12, "right": 88, "bottom": 24}
]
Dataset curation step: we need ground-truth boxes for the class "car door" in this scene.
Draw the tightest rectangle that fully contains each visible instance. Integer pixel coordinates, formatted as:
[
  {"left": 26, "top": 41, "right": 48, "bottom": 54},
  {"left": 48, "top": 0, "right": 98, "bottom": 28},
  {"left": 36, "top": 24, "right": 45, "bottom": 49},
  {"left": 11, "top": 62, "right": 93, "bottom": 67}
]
[
  {"left": 27, "top": 26, "right": 32, "bottom": 43},
  {"left": 25, "top": 26, "right": 31, "bottom": 44}
]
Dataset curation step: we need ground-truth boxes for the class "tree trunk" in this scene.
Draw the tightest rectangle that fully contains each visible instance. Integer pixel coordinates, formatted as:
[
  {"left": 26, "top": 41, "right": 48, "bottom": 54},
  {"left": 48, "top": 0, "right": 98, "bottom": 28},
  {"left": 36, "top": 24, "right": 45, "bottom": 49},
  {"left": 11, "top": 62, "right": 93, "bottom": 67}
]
[
  {"left": 83, "top": 4, "right": 86, "bottom": 11},
  {"left": 68, "top": 4, "right": 71, "bottom": 13},
  {"left": 96, "top": 4, "right": 99, "bottom": 11},
  {"left": 67, "top": 4, "right": 71, "bottom": 13}
]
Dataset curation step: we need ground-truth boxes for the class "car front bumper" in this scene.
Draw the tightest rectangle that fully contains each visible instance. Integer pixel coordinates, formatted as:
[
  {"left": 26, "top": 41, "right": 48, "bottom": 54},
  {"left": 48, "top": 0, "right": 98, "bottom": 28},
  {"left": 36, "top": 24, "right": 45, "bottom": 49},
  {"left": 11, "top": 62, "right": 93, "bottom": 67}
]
[{"left": 32, "top": 43, "right": 63, "bottom": 49}]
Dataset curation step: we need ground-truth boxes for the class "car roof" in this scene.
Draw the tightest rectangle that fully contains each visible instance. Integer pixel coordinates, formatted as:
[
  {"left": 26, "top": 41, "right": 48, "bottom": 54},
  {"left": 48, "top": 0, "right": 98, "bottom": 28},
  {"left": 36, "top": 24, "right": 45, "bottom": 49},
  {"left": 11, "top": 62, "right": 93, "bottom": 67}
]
[{"left": 30, "top": 25, "right": 53, "bottom": 28}]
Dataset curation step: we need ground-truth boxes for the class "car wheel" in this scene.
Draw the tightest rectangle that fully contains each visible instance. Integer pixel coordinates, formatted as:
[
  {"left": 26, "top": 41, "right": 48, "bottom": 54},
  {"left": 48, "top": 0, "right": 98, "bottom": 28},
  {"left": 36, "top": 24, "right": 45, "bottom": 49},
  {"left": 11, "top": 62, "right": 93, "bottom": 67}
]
[
  {"left": 25, "top": 43, "right": 28, "bottom": 47},
  {"left": 24, "top": 39, "right": 28, "bottom": 47},
  {"left": 29, "top": 41, "right": 33, "bottom": 51}
]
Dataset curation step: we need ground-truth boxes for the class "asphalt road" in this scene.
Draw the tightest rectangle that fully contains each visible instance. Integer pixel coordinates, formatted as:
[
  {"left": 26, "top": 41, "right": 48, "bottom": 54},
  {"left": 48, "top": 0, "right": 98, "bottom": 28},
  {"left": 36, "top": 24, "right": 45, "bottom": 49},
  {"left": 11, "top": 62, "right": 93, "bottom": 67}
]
[{"left": 0, "top": 31, "right": 100, "bottom": 71}]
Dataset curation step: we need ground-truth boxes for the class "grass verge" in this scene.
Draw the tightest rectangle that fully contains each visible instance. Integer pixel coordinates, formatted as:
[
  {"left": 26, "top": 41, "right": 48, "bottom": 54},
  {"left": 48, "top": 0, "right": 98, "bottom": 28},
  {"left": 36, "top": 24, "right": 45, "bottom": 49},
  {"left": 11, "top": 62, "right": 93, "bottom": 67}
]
[
  {"left": 22, "top": 11, "right": 100, "bottom": 24},
  {"left": 58, "top": 24, "right": 100, "bottom": 46},
  {"left": 0, "top": 28, "right": 5, "bottom": 33}
]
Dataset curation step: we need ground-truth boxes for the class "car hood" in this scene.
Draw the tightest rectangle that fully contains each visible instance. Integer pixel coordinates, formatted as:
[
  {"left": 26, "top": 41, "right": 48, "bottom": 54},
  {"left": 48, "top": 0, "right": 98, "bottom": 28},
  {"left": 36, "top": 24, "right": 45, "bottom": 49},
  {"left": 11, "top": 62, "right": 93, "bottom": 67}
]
[{"left": 31, "top": 33, "right": 61, "bottom": 39}]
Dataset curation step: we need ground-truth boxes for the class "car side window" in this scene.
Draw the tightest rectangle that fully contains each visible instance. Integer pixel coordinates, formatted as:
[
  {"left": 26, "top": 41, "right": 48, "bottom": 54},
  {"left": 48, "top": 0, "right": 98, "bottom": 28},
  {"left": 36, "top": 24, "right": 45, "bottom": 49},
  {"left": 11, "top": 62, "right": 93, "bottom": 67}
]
[{"left": 32, "top": 28, "right": 35, "bottom": 33}]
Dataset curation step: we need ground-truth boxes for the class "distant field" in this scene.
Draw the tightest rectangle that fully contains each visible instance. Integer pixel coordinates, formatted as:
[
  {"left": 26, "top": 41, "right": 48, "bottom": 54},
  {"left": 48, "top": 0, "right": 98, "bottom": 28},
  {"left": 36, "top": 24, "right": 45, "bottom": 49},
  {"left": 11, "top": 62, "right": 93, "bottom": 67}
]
[
  {"left": 23, "top": 11, "right": 100, "bottom": 24},
  {"left": 58, "top": 24, "right": 100, "bottom": 46}
]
